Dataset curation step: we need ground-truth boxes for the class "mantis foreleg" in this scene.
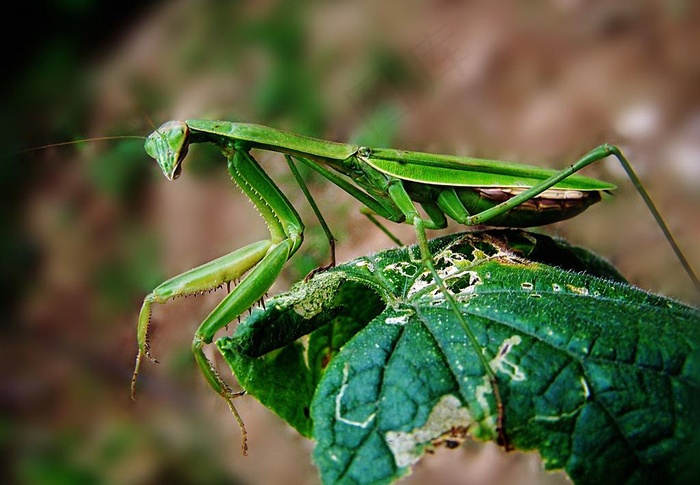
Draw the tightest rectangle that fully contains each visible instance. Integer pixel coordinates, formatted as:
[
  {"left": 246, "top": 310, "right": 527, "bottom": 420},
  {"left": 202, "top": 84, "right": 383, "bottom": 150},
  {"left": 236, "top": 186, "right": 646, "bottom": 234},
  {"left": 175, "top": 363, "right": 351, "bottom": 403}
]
[
  {"left": 131, "top": 240, "right": 273, "bottom": 394},
  {"left": 132, "top": 145, "right": 304, "bottom": 454}
]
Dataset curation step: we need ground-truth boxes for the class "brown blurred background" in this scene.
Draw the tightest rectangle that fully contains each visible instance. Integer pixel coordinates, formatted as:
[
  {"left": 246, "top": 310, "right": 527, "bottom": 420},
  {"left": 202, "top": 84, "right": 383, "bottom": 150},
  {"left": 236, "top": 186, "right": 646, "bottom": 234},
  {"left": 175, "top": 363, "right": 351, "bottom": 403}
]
[{"left": 3, "top": 1, "right": 699, "bottom": 484}]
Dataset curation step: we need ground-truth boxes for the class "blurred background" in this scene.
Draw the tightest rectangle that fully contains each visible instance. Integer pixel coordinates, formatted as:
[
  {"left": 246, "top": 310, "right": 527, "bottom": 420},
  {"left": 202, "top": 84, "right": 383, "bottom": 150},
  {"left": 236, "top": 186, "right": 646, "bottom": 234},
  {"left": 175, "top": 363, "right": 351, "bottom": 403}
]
[{"left": 3, "top": 1, "right": 699, "bottom": 483}]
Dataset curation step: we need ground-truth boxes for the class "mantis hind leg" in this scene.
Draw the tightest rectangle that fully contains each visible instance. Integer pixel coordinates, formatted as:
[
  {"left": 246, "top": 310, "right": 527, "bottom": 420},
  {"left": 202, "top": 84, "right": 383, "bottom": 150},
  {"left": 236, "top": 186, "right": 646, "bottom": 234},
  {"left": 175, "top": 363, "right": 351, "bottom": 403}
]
[{"left": 467, "top": 144, "right": 699, "bottom": 294}]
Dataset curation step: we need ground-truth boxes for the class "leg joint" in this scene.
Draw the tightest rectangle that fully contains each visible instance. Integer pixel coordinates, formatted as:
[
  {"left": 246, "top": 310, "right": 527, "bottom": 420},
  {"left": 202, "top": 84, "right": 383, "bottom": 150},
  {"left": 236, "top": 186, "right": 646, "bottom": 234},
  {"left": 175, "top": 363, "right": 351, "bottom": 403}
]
[{"left": 192, "top": 334, "right": 209, "bottom": 352}]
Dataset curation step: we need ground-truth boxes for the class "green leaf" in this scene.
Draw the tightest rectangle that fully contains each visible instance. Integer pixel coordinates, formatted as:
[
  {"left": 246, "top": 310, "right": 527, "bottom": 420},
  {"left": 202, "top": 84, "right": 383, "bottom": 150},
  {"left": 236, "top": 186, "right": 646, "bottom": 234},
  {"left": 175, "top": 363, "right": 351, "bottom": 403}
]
[
  {"left": 218, "top": 276, "right": 385, "bottom": 437},
  {"left": 218, "top": 229, "right": 700, "bottom": 485}
]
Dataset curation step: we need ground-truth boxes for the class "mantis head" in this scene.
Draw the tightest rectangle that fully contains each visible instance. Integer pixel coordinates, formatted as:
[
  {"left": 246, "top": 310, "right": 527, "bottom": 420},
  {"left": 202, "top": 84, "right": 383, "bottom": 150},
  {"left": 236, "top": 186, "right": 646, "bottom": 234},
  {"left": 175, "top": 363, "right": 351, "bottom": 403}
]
[{"left": 145, "top": 121, "right": 190, "bottom": 180}]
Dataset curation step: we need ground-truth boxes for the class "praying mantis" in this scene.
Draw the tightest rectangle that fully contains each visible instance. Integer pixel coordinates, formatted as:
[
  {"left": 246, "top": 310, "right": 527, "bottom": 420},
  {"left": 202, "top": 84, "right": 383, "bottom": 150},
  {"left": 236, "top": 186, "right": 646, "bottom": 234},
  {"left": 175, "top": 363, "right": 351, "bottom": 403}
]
[{"left": 130, "top": 119, "right": 699, "bottom": 454}]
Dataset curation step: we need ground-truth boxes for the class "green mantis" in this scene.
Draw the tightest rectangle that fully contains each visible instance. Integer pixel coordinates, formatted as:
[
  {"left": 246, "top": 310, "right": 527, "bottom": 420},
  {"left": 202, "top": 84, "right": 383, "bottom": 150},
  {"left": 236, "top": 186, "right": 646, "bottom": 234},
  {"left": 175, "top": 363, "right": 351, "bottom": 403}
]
[{"left": 131, "top": 119, "right": 699, "bottom": 454}]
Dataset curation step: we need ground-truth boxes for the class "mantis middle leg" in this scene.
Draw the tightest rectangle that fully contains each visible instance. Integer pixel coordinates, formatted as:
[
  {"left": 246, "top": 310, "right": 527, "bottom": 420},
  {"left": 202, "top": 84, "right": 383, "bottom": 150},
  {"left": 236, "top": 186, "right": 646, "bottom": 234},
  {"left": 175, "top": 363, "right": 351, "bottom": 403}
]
[{"left": 385, "top": 181, "right": 511, "bottom": 449}]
